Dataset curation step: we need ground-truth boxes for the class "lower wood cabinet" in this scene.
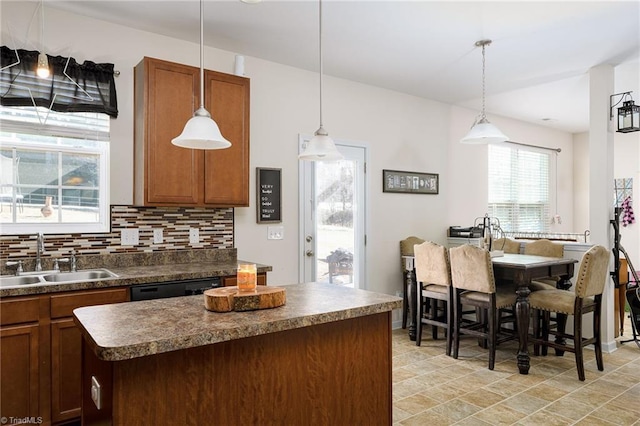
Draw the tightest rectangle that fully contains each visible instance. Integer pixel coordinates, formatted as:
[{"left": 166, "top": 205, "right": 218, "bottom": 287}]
[{"left": 0, "top": 288, "right": 129, "bottom": 425}]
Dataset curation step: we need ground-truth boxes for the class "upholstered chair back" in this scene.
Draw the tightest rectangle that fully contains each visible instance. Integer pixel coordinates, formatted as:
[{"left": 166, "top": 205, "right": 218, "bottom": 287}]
[
  {"left": 574, "top": 245, "right": 610, "bottom": 298},
  {"left": 493, "top": 238, "right": 521, "bottom": 254},
  {"left": 449, "top": 244, "right": 496, "bottom": 293},
  {"left": 400, "top": 236, "right": 425, "bottom": 256},
  {"left": 524, "top": 239, "right": 564, "bottom": 258},
  {"left": 414, "top": 241, "right": 451, "bottom": 287}
]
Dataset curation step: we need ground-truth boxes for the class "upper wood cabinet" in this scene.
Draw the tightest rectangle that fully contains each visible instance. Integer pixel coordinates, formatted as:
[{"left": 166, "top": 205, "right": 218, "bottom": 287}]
[{"left": 134, "top": 57, "right": 250, "bottom": 207}]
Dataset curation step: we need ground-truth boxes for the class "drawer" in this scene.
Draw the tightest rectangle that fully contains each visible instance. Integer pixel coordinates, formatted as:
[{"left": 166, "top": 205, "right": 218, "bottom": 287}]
[
  {"left": 1, "top": 296, "right": 40, "bottom": 326},
  {"left": 51, "top": 288, "right": 129, "bottom": 319}
]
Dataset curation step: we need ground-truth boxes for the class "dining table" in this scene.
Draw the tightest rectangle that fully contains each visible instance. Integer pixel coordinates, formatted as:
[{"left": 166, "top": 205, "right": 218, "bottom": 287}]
[{"left": 404, "top": 252, "right": 578, "bottom": 374}]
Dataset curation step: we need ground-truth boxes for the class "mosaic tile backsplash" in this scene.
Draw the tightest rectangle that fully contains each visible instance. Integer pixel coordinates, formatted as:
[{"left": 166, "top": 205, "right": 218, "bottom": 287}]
[{"left": 0, "top": 205, "right": 234, "bottom": 262}]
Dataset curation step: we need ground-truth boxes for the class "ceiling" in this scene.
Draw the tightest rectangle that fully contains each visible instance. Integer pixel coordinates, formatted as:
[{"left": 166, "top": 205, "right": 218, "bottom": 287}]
[{"left": 45, "top": 0, "right": 640, "bottom": 134}]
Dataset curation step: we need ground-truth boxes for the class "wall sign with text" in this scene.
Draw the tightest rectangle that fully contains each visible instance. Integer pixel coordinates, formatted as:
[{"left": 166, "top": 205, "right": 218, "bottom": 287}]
[
  {"left": 257, "top": 167, "right": 282, "bottom": 223},
  {"left": 382, "top": 169, "right": 439, "bottom": 194}
]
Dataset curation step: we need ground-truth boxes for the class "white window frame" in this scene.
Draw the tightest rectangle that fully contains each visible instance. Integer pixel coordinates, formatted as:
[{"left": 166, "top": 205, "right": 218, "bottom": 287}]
[
  {"left": 0, "top": 107, "right": 110, "bottom": 235},
  {"left": 488, "top": 142, "right": 552, "bottom": 233}
]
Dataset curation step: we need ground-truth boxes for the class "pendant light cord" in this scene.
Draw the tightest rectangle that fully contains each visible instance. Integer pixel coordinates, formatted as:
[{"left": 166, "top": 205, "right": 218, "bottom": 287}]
[
  {"left": 40, "top": 0, "right": 45, "bottom": 52},
  {"left": 480, "top": 42, "right": 486, "bottom": 120},
  {"left": 318, "top": 0, "right": 324, "bottom": 129},
  {"left": 199, "top": 0, "right": 205, "bottom": 110}
]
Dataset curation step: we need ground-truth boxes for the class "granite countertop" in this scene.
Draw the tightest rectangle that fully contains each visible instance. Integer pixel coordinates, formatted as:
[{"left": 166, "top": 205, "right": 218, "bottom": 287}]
[
  {"left": 0, "top": 249, "right": 272, "bottom": 297},
  {"left": 74, "top": 282, "right": 402, "bottom": 361}
]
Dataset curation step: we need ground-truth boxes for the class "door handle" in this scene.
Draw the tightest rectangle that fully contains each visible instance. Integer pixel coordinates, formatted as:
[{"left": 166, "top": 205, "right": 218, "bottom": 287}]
[{"left": 306, "top": 250, "right": 314, "bottom": 257}]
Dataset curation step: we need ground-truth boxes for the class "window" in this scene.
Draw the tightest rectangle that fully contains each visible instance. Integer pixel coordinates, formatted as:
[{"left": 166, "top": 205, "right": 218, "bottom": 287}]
[
  {"left": 0, "top": 106, "right": 110, "bottom": 234},
  {"left": 488, "top": 143, "right": 551, "bottom": 233}
]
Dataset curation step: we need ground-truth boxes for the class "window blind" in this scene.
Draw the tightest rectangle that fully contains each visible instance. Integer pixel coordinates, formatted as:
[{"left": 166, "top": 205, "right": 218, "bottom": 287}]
[{"left": 488, "top": 144, "right": 550, "bottom": 233}]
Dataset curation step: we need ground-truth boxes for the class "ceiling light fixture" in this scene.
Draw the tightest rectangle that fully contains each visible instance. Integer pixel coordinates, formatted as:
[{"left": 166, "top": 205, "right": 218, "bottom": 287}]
[
  {"left": 299, "top": 0, "right": 343, "bottom": 162},
  {"left": 36, "top": 0, "right": 49, "bottom": 79},
  {"left": 460, "top": 40, "right": 508, "bottom": 145},
  {"left": 610, "top": 91, "right": 640, "bottom": 133},
  {"left": 172, "top": 0, "right": 231, "bottom": 150}
]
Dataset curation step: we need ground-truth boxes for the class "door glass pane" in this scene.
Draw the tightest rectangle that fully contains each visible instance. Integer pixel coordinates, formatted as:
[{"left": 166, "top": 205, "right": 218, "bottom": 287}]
[{"left": 315, "top": 159, "right": 355, "bottom": 286}]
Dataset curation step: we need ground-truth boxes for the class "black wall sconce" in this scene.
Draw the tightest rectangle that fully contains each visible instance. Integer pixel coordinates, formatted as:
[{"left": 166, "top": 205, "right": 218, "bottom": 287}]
[{"left": 610, "top": 91, "right": 640, "bottom": 133}]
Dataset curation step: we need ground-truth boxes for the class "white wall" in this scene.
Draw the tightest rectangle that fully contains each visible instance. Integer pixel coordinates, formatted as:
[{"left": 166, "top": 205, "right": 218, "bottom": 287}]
[{"left": 3, "top": 2, "right": 582, "bottom": 301}]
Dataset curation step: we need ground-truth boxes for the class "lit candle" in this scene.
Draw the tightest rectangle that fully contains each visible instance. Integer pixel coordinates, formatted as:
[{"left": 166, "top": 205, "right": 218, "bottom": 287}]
[{"left": 237, "top": 263, "right": 257, "bottom": 292}]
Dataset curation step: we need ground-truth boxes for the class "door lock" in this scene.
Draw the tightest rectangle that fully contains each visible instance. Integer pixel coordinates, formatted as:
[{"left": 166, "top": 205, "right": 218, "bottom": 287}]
[{"left": 306, "top": 250, "right": 314, "bottom": 257}]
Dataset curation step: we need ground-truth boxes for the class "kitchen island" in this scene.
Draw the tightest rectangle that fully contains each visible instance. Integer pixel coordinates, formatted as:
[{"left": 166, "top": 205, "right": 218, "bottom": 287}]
[{"left": 74, "top": 282, "right": 401, "bottom": 425}]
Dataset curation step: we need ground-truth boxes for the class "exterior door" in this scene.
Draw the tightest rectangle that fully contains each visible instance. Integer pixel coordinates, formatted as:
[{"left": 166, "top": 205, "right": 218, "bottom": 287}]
[{"left": 299, "top": 136, "right": 367, "bottom": 288}]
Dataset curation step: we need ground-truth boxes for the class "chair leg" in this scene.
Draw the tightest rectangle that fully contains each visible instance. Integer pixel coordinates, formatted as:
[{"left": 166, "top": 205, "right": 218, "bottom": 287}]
[
  {"left": 532, "top": 309, "right": 540, "bottom": 356},
  {"left": 594, "top": 301, "right": 604, "bottom": 372},
  {"left": 402, "top": 275, "right": 408, "bottom": 329},
  {"left": 452, "top": 290, "right": 461, "bottom": 359},
  {"left": 574, "top": 309, "right": 585, "bottom": 381},
  {"left": 445, "top": 294, "right": 452, "bottom": 357},
  {"left": 431, "top": 299, "right": 439, "bottom": 340},
  {"left": 541, "top": 311, "right": 550, "bottom": 356},
  {"left": 488, "top": 305, "right": 496, "bottom": 370},
  {"left": 554, "top": 313, "right": 568, "bottom": 356},
  {"left": 416, "top": 293, "right": 423, "bottom": 347}
]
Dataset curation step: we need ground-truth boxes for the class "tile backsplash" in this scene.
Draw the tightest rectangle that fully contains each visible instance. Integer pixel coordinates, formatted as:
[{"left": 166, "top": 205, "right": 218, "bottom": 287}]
[{"left": 0, "top": 205, "right": 234, "bottom": 261}]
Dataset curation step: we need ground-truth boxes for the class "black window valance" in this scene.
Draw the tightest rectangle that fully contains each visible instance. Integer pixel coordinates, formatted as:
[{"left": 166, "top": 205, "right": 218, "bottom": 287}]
[{"left": 0, "top": 46, "right": 118, "bottom": 118}]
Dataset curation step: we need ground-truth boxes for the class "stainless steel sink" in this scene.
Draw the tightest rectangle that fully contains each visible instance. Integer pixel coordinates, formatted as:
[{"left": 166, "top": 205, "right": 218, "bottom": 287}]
[
  {"left": 0, "top": 275, "right": 44, "bottom": 287},
  {"left": 0, "top": 269, "right": 118, "bottom": 288},
  {"left": 41, "top": 269, "right": 118, "bottom": 283}
]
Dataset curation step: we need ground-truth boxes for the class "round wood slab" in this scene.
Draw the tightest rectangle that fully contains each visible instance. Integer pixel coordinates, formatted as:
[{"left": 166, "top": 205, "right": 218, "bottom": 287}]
[{"left": 204, "top": 286, "right": 286, "bottom": 312}]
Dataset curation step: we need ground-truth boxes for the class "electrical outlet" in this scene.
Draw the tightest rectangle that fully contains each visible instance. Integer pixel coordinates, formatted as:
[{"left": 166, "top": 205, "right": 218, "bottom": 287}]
[
  {"left": 91, "top": 376, "right": 102, "bottom": 410},
  {"left": 121, "top": 228, "right": 139, "bottom": 246},
  {"left": 267, "top": 226, "right": 284, "bottom": 240},
  {"left": 189, "top": 227, "right": 199, "bottom": 244},
  {"left": 153, "top": 228, "right": 163, "bottom": 244}
]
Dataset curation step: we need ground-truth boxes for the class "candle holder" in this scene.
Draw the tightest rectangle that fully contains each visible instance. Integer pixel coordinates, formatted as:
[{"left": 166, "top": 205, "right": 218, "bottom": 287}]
[{"left": 237, "top": 263, "right": 257, "bottom": 292}]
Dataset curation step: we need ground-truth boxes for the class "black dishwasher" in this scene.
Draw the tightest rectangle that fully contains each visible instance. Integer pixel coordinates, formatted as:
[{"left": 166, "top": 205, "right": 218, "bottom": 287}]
[{"left": 130, "top": 277, "right": 223, "bottom": 301}]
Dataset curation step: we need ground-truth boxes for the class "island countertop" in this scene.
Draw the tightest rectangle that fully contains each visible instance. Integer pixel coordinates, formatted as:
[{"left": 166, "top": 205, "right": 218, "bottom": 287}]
[{"left": 73, "top": 282, "right": 402, "bottom": 361}]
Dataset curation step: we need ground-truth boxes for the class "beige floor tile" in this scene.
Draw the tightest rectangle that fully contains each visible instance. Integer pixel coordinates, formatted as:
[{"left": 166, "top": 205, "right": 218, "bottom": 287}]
[
  {"left": 573, "top": 415, "right": 618, "bottom": 425},
  {"left": 483, "top": 378, "right": 529, "bottom": 397},
  {"left": 589, "top": 401, "right": 640, "bottom": 425},
  {"left": 500, "top": 393, "right": 551, "bottom": 415},
  {"left": 545, "top": 397, "right": 597, "bottom": 421},
  {"left": 399, "top": 410, "right": 452, "bottom": 426},
  {"left": 393, "top": 366, "right": 419, "bottom": 383},
  {"left": 522, "top": 383, "right": 569, "bottom": 402},
  {"left": 393, "top": 407, "right": 412, "bottom": 423},
  {"left": 455, "top": 417, "right": 494, "bottom": 426},
  {"left": 583, "top": 378, "right": 633, "bottom": 397},
  {"left": 457, "top": 388, "right": 506, "bottom": 408},
  {"left": 428, "top": 398, "right": 482, "bottom": 422},
  {"left": 394, "top": 393, "right": 440, "bottom": 415},
  {"left": 568, "top": 386, "right": 616, "bottom": 406},
  {"left": 471, "top": 403, "right": 527, "bottom": 425},
  {"left": 419, "top": 383, "right": 469, "bottom": 403},
  {"left": 516, "top": 409, "right": 574, "bottom": 426}
]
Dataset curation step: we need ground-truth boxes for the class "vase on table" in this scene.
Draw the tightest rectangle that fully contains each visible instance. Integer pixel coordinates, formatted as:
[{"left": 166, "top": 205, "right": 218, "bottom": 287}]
[{"left": 41, "top": 196, "right": 53, "bottom": 217}]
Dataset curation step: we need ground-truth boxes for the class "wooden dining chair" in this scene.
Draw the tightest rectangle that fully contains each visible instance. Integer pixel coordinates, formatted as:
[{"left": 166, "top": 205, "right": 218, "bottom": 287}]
[
  {"left": 449, "top": 244, "right": 517, "bottom": 370},
  {"left": 414, "top": 241, "right": 453, "bottom": 355},
  {"left": 529, "top": 245, "right": 610, "bottom": 381},
  {"left": 400, "top": 236, "right": 425, "bottom": 329},
  {"left": 524, "top": 239, "right": 565, "bottom": 291}
]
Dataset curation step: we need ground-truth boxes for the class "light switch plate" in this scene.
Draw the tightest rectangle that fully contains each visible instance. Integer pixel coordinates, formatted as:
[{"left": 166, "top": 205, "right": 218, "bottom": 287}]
[
  {"left": 91, "top": 375, "right": 102, "bottom": 410},
  {"left": 153, "top": 228, "right": 163, "bottom": 244},
  {"left": 189, "top": 227, "right": 199, "bottom": 244},
  {"left": 121, "top": 228, "right": 139, "bottom": 246},
  {"left": 267, "top": 226, "right": 284, "bottom": 240}
]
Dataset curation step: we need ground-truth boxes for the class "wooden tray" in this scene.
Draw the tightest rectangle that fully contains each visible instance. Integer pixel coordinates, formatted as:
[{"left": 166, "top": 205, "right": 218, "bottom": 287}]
[{"left": 204, "top": 286, "right": 286, "bottom": 312}]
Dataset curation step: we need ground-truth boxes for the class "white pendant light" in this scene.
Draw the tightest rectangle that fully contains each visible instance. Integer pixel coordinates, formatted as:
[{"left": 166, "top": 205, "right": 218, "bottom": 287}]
[
  {"left": 36, "top": 0, "right": 49, "bottom": 79},
  {"left": 299, "top": 0, "right": 343, "bottom": 162},
  {"left": 172, "top": 0, "right": 231, "bottom": 150},
  {"left": 460, "top": 40, "right": 508, "bottom": 145}
]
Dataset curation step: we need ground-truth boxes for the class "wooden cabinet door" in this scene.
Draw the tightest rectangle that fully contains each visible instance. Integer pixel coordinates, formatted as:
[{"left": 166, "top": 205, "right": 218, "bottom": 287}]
[
  {"left": 51, "top": 318, "right": 82, "bottom": 423},
  {"left": 0, "top": 323, "right": 40, "bottom": 419},
  {"left": 135, "top": 57, "right": 204, "bottom": 205},
  {"left": 204, "top": 70, "right": 250, "bottom": 206}
]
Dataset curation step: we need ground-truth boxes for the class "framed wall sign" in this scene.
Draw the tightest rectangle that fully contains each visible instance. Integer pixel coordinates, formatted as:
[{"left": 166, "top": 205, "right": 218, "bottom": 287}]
[
  {"left": 383, "top": 169, "right": 439, "bottom": 194},
  {"left": 257, "top": 168, "right": 282, "bottom": 223}
]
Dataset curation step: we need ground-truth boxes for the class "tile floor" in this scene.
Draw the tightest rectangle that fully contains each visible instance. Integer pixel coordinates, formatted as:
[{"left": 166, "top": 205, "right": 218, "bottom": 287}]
[{"left": 392, "top": 318, "right": 640, "bottom": 425}]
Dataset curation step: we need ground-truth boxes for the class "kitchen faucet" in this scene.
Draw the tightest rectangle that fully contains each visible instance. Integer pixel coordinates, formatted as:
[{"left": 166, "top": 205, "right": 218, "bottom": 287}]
[{"left": 35, "top": 232, "right": 45, "bottom": 272}]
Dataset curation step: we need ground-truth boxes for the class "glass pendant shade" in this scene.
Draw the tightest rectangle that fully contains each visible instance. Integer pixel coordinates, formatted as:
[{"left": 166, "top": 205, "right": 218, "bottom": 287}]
[
  {"left": 299, "top": 127, "right": 343, "bottom": 161},
  {"left": 461, "top": 117, "right": 509, "bottom": 145},
  {"left": 172, "top": 107, "right": 231, "bottom": 149},
  {"left": 36, "top": 52, "right": 49, "bottom": 79}
]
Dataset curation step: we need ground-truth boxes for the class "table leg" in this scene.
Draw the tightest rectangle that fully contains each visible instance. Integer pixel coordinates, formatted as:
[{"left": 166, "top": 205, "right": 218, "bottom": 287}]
[
  {"left": 407, "top": 268, "right": 417, "bottom": 341},
  {"left": 515, "top": 278, "right": 531, "bottom": 374}
]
